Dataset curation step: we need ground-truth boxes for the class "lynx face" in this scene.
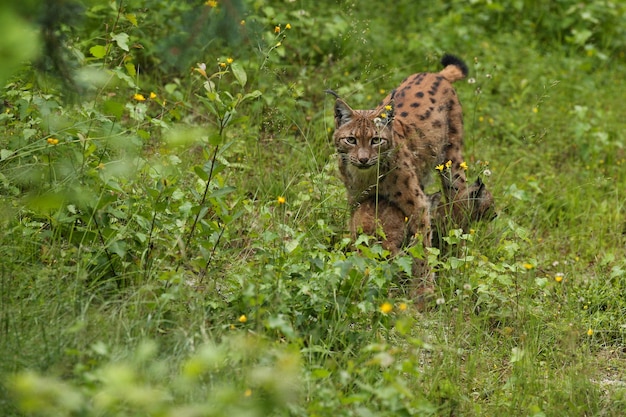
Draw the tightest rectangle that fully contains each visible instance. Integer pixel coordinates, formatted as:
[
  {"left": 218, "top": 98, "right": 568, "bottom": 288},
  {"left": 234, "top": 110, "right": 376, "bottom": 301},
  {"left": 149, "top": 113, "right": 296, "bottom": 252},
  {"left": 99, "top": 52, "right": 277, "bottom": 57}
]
[{"left": 333, "top": 100, "right": 395, "bottom": 170}]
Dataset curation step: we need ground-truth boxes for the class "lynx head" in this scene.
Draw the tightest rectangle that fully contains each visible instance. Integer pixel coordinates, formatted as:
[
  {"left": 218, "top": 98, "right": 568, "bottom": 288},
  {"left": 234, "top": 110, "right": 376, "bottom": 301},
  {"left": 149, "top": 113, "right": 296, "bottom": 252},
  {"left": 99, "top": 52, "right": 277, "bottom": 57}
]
[{"left": 332, "top": 97, "right": 395, "bottom": 170}]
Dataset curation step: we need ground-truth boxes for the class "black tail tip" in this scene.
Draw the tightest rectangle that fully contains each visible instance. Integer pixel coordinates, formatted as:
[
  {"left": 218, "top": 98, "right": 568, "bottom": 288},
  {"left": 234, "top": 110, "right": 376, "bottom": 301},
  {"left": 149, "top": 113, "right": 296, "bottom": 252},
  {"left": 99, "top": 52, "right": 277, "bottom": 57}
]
[{"left": 441, "top": 54, "right": 469, "bottom": 77}]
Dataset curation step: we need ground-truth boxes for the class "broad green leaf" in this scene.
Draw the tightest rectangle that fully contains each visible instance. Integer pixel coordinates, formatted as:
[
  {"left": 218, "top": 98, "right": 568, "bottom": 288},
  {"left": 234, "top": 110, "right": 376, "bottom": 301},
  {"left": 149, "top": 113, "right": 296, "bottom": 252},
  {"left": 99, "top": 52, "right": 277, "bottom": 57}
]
[
  {"left": 1, "top": 149, "right": 13, "bottom": 160},
  {"left": 231, "top": 62, "right": 247, "bottom": 87},
  {"left": 207, "top": 132, "right": 222, "bottom": 146},
  {"left": 193, "top": 166, "right": 209, "bottom": 181},
  {"left": 284, "top": 239, "right": 299, "bottom": 253},
  {"left": 125, "top": 62, "right": 136, "bottom": 76},
  {"left": 90, "top": 45, "right": 107, "bottom": 58},
  {"left": 125, "top": 13, "right": 138, "bottom": 26},
  {"left": 243, "top": 90, "right": 262, "bottom": 101},
  {"left": 111, "top": 32, "right": 130, "bottom": 52}
]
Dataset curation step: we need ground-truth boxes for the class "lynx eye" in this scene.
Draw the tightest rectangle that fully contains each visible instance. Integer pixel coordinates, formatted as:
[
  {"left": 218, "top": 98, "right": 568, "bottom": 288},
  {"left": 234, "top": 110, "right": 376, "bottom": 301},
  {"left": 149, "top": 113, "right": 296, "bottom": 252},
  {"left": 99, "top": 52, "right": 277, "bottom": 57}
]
[
  {"left": 343, "top": 137, "right": 357, "bottom": 146},
  {"left": 371, "top": 137, "right": 385, "bottom": 146}
]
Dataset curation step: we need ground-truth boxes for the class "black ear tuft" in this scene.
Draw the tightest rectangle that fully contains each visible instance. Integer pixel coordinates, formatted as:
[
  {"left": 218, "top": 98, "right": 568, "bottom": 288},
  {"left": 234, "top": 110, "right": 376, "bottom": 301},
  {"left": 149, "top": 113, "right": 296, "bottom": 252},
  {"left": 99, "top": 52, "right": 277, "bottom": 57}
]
[
  {"left": 325, "top": 89, "right": 341, "bottom": 99},
  {"left": 334, "top": 98, "right": 354, "bottom": 128}
]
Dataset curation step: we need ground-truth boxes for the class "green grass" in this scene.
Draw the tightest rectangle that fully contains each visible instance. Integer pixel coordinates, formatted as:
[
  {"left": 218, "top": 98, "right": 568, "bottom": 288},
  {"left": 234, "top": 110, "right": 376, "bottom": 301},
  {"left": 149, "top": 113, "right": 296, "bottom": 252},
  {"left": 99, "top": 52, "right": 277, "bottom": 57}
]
[{"left": 1, "top": 0, "right": 626, "bottom": 415}]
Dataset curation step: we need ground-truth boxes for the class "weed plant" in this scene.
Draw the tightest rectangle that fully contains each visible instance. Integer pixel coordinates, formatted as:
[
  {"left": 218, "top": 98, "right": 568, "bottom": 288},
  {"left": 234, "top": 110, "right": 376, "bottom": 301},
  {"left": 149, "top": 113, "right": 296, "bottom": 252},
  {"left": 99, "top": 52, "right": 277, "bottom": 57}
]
[{"left": 1, "top": 0, "right": 626, "bottom": 415}]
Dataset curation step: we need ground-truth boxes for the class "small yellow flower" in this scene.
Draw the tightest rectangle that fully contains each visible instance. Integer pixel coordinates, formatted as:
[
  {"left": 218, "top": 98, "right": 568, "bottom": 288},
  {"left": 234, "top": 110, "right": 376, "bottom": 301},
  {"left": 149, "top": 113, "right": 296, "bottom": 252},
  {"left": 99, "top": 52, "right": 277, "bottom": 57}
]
[
  {"left": 133, "top": 93, "right": 146, "bottom": 101},
  {"left": 460, "top": 161, "right": 468, "bottom": 171},
  {"left": 380, "top": 302, "right": 393, "bottom": 314},
  {"left": 435, "top": 164, "right": 444, "bottom": 172},
  {"left": 523, "top": 263, "right": 534, "bottom": 270},
  {"left": 226, "top": 57, "right": 234, "bottom": 64},
  {"left": 445, "top": 160, "right": 452, "bottom": 169},
  {"left": 380, "top": 113, "right": 387, "bottom": 119},
  {"left": 384, "top": 105, "right": 392, "bottom": 111},
  {"left": 587, "top": 328, "right": 593, "bottom": 336},
  {"left": 398, "top": 303, "right": 407, "bottom": 311},
  {"left": 244, "top": 388, "right": 252, "bottom": 397},
  {"left": 277, "top": 196, "right": 286, "bottom": 204},
  {"left": 285, "top": 23, "right": 292, "bottom": 29},
  {"left": 532, "top": 107, "right": 539, "bottom": 114},
  {"left": 238, "top": 314, "right": 247, "bottom": 323},
  {"left": 205, "top": 0, "right": 218, "bottom": 7},
  {"left": 274, "top": 25, "right": 281, "bottom": 33},
  {"left": 46, "top": 138, "right": 60, "bottom": 145},
  {"left": 240, "top": 20, "right": 246, "bottom": 25},
  {"left": 555, "top": 273, "right": 563, "bottom": 283},
  {"left": 149, "top": 92, "right": 157, "bottom": 99},
  {"left": 219, "top": 62, "right": 227, "bottom": 68}
]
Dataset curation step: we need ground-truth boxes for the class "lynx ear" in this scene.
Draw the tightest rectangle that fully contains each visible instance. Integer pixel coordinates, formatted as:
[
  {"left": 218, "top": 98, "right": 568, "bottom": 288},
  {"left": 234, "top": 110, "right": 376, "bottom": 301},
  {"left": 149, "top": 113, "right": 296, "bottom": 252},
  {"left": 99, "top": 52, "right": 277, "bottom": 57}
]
[{"left": 334, "top": 98, "right": 354, "bottom": 128}]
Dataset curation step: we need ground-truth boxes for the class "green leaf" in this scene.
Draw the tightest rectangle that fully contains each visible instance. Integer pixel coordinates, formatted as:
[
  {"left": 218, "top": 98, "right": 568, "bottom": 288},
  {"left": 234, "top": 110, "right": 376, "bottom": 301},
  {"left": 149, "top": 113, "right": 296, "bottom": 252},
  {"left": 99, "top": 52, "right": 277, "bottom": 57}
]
[
  {"left": 242, "top": 90, "right": 262, "bottom": 102},
  {"left": 1, "top": 149, "right": 13, "bottom": 160},
  {"left": 111, "top": 33, "right": 130, "bottom": 52},
  {"left": 90, "top": 45, "right": 107, "bottom": 58},
  {"left": 125, "top": 13, "right": 138, "bottom": 26},
  {"left": 284, "top": 239, "right": 299, "bottom": 254},
  {"left": 125, "top": 62, "right": 136, "bottom": 76},
  {"left": 207, "top": 132, "right": 222, "bottom": 146},
  {"left": 193, "top": 166, "right": 209, "bottom": 181},
  {"left": 230, "top": 62, "right": 247, "bottom": 87}
]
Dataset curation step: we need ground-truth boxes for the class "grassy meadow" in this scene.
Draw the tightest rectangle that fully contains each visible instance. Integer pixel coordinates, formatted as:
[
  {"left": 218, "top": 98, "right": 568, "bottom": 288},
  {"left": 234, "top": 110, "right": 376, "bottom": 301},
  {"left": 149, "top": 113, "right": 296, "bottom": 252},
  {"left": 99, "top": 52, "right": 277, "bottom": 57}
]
[{"left": 1, "top": 0, "right": 626, "bottom": 415}]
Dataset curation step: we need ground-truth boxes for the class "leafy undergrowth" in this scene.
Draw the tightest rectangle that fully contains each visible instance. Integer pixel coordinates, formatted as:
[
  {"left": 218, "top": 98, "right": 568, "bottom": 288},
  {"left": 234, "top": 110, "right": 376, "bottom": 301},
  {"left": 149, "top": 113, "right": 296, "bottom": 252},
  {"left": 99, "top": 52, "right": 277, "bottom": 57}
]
[{"left": 2, "top": 0, "right": 626, "bottom": 416}]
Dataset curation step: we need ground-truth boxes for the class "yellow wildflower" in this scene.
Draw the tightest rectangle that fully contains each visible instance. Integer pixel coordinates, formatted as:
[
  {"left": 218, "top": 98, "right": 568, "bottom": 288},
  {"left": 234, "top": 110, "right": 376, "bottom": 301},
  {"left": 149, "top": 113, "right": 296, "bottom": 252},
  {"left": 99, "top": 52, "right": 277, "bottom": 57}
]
[
  {"left": 244, "top": 388, "right": 252, "bottom": 397},
  {"left": 240, "top": 20, "right": 246, "bottom": 25},
  {"left": 133, "top": 93, "right": 146, "bottom": 101},
  {"left": 149, "top": 92, "right": 157, "bottom": 99},
  {"left": 384, "top": 105, "right": 392, "bottom": 111},
  {"left": 445, "top": 160, "right": 452, "bottom": 169},
  {"left": 523, "top": 263, "right": 534, "bottom": 270},
  {"left": 398, "top": 303, "right": 407, "bottom": 311},
  {"left": 205, "top": 0, "right": 218, "bottom": 7},
  {"left": 226, "top": 57, "right": 234, "bottom": 64},
  {"left": 277, "top": 196, "right": 286, "bottom": 204},
  {"left": 238, "top": 314, "right": 247, "bottom": 323},
  {"left": 460, "top": 161, "right": 468, "bottom": 170},
  {"left": 380, "top": 302, "right": 393, "bottom": 314},
  {"left": 435, "top": 164, "right": 444, "bottom": 172},
  {"left": 285, "top": 23, "right": 292, "bottom": 29},
  {"left": 532, "top": 107, "right": 539, "bottom": 114},
  {"left": 587, "top": 328, "right": 593, "bottom": 336},
  {"left": 380, "top": 113, "right": 388, "bottom": 118},
  {"left": 46, "top": 138, "right": 60, "bottom": 145},
  {"left": 274, "top": 25, "right": 281, "bottom": 33},
  {"left": 555, "top": 273, "right": 563, "bottom": 283},
  {"left": 219, "top": 62, "right": 227, "bottom": 68}
]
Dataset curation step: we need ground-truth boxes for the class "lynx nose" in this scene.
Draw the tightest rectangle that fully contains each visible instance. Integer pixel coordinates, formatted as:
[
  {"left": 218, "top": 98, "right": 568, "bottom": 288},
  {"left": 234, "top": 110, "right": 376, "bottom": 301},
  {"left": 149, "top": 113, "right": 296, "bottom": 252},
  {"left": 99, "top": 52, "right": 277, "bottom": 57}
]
[{"left": 357, "top": 149, "right": 370, "bottom": 165}]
